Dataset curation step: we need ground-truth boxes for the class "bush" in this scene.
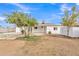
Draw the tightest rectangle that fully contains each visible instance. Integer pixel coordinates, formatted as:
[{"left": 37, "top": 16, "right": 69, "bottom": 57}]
[{"left": 48, "top": 31, "right": 51, "bottom": 34}]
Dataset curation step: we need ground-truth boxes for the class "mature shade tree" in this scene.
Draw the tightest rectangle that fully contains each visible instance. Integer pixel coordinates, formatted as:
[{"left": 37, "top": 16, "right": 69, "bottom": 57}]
[
  {"left": 61, "top": 6, "right": 79, "bottom": 36},
  {"left": 4, "top": 11, "right": 38, "bottom": 37},
  {"left": 4, "top": 11, "right": 28, "bottom": 37}
]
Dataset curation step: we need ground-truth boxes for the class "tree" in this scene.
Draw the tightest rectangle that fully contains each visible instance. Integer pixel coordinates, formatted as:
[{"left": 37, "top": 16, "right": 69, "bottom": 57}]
[
  {"left": 61, "top": 9, "right": 69, "bottom": 26},
  {"left": 61, "top": 9, "right": 70, "bottom": 36},
  {"left": 61, "top": 6, "right": 79, "bottom": 36},
  {"left": 4, "top": 11, "right": 38, "bottom": 37},
  {"left": 28, "top": 18, "right": 38, "bottom": 34},
  {"left": 5, "top": 11, "right": 28, "bottom": 37},
  {"left": 20, "top": 14, "right": 38, "bottom": 37}
]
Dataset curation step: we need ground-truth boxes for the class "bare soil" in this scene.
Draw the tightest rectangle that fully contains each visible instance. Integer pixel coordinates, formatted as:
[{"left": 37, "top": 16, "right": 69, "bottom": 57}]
[{"left": 0, "top": 35, "right": 79, "bottom": 56}]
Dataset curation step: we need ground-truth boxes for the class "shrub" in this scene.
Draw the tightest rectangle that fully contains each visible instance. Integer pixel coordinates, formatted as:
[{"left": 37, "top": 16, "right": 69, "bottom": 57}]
[{"left": 48, "top": 31, "right": 51, "bottom": 34}]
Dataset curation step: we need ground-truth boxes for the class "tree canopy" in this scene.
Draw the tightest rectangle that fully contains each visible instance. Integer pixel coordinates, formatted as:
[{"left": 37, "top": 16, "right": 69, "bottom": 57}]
[
  {"left": 4, "top": 11, "right": 38, "bottom": 37},
  {"left": 5, "top": 11, "right": 28, "bottom": 27},
  {"left": 61, "top": 6, "right": 79, "bottom": 26}
]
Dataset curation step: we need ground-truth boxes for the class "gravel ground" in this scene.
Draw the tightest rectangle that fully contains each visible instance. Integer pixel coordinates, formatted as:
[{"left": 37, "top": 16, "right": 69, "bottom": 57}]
[{"left": 0, "top": 35, "right": 79, "bottom": 56}]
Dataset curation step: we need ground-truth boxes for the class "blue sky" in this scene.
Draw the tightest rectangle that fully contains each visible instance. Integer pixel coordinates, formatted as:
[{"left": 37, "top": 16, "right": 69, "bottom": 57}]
[{"left": 0, "top": 3, "right": 79, "bottom": 27}]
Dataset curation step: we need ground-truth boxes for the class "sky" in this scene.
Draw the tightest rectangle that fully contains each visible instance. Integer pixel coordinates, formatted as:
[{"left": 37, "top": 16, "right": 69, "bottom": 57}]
[{"left": 0, "top": 3, "right": 79, "bottom": 28}]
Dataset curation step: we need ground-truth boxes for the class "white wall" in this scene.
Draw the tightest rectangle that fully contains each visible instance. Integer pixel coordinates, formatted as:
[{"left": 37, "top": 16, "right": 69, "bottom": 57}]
[
  {"left": 70, "top": 27, "right": 79, "bottom": 37},
  {"left": 16, "top": 27, "right": 21, "bottom": 34},
  {"left": 60, "top": 26, "right": 79, "bottom": 37},
  {"left": 60, "top": 26, "right": 68, "bottom": 36},
  {"left": 16, "top": 26, "right": 61, "bottom": 35},
  {"left": 46, "top": 26, "right": 61, "bottom": 34},
  {"left": 16, "top": 26, "right": 79, "bottom": 37}
]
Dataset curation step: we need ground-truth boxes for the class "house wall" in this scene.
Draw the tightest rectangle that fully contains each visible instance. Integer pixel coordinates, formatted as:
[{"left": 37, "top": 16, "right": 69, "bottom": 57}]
[
  {"left": 16, "top": 26, "right": 46, "bottom": 35},
  {"left": 46, "top": 26, "right": 61, "bottom": 34},
  {"left": 16, "top": 26, "right": 79, "bottom": 37},
  {"left": 60, "top": 26, "right": 79, "bottom": 37},
  {"left": 16, "top": 27, "right": 21, "bottom": 34},
  {"left": 16, "top": 26, "right": 61, "bottom": 35},
  {"left": 30, "top": 26, "right": 46, "bottom": 35},
  {"left": 32, "top": 26, "right": 45, "bottom": 33}
]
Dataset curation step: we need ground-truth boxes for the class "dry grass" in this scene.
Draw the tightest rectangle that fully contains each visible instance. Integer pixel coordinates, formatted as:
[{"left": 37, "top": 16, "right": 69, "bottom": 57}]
[{"left": 0, "top": 35, "right": 79, "bottom": 56}]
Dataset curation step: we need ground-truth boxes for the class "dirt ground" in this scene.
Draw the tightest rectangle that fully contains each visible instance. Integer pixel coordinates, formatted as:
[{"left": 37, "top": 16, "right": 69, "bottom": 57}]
[{"left": 0, "top": 35, "right": 79, "bottom": 56}]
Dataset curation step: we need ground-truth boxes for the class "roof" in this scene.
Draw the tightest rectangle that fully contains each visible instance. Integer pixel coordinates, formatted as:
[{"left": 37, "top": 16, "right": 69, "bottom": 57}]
[{"left": 35, "top": 23, "right": 61, "bottom": 26}]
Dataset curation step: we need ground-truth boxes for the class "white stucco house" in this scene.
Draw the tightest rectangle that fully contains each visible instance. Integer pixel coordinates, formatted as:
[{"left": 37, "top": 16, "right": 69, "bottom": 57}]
[
  {"left": 16, "top": 23, "right": 79, "bottom": 37},
  {"left": 16, "top": 23, "right": 61, "bottom": 35}
]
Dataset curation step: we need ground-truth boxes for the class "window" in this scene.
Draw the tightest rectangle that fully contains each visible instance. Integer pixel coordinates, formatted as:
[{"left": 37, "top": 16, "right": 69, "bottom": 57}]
[
  {"left": 53, "top": 27, "right": 57, "bottom": 30},
  {"left": 34, "top": 27, "right": 38, "bottom": 29}
]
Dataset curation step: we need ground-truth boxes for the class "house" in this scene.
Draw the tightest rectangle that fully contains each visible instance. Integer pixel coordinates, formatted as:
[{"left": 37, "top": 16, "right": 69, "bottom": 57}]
[
  {"left": 16, "top": 23, "right": 61, "bottom": 36},
  {"left": 16, "top": 23, "right": 79, "bottom": 37}
]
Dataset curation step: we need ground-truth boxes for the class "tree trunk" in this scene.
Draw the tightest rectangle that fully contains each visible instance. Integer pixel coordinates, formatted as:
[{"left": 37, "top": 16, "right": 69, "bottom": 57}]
[
  {"left": 24, "top": 26, "right": 27, "bottom": 37},
  {"left": 28, "top": 26, "right": 32, "bottom": 36},
  {"left": 67, "top": 26, "right": 70, "bottom": 37},
  {"left": 30, "top": 27, "right": 32, "bottom": 36},
  {"left": 28, "top": 26, "right": 29, "bottom": 37}
]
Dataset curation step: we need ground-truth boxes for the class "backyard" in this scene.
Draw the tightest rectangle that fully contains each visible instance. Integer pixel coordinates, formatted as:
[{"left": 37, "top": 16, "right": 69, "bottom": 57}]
[{"left": 0, "top": 35, "right": 79, "bottom": 56}]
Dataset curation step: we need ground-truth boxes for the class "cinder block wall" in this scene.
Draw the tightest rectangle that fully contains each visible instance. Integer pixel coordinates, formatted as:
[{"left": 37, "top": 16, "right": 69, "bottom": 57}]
[{"left": 60, "top": 26, "right": 79, "bottom": 37}]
